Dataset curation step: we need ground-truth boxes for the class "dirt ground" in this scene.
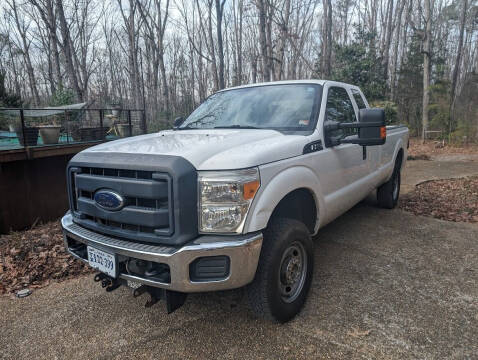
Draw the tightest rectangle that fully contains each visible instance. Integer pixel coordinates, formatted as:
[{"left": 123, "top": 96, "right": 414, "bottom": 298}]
[{"left": 1, "top": 159, "right": 478, "bottom": 359}]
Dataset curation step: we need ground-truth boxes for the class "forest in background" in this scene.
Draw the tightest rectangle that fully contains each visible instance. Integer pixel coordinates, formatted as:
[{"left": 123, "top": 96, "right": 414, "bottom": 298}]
[{"left": 0, "top": 0, "right": 477, "bottom": 142}]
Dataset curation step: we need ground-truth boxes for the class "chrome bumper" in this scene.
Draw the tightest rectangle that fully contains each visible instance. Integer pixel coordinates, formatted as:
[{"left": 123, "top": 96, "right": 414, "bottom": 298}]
[{"left": 61, "top": 213, "right": 262, "bottom": 292}]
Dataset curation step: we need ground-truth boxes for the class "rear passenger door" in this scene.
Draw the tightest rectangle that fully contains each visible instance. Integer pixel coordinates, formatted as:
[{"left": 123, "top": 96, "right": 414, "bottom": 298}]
[{"left": 316, "top": 85, "right": 370, "bottom": 218}]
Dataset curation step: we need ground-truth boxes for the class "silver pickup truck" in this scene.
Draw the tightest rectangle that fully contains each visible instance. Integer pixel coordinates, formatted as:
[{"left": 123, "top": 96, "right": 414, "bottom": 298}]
[{"left": 62, "top": 80, "right": 409, "bottom": 322}]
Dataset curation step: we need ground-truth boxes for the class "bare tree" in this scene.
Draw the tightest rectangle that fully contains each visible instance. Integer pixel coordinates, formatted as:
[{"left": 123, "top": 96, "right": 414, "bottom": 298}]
[
  {"left": 117, "top": 0, "right": 142, "bottom": 109},
  {"left": 450, "top": 0, "right": 469, "bottom": 120},
  {"left": 6, "top": 0, "right": 41, "bottom": 105},
  {"left": 422, "top": 0, "right": 432, "bottom": 142},
  {"left": 321, "top": 0, "right": 332, "bottom": 78},
  {"left": 215, "top": 0, "right": 226, "bottom": 89}
]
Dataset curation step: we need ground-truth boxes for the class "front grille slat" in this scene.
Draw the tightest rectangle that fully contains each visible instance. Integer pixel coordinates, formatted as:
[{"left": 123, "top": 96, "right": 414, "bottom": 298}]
[
  {"left": 77, "top": 198, "right": 169, "bottom": 228},
  {"left": 75, "top": 174, "right": 168, "bottom": 199},
  {"left": 71, "top": 166, "right": 173, "bottom": 243}
]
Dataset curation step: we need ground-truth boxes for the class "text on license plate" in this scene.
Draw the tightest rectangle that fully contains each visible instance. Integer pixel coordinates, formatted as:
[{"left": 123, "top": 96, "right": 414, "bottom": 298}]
[{"left": 87, "top": 246, "right": 116, "bottom": 278}]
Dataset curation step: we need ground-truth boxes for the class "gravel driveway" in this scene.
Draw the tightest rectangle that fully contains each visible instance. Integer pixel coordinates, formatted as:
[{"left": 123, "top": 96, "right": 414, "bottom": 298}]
[{"left": 1, "top": 160, "right": 477, "bottom": 359}]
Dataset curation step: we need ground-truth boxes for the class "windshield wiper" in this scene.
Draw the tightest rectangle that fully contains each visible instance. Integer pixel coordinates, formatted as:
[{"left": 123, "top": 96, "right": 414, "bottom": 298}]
[{"left": 213, "top": 125, "right": 260, "bottom": 129}]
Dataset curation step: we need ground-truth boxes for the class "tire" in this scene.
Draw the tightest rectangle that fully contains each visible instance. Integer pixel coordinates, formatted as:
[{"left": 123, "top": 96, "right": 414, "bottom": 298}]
[
  {"left": 246, "top": 218, "right": 314, "bottom": 323},
  {"left": 377, "top": 159, "right": 401, "bottom": 209}
]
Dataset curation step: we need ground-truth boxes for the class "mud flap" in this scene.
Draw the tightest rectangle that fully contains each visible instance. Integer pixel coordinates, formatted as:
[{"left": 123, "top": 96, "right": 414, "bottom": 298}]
[{"left": 165, "top": 290, "right": 188, "bottom": 314}]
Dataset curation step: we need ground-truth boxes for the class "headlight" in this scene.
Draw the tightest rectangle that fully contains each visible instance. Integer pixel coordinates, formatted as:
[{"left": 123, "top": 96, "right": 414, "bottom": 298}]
[{"left": 198, "top": 168, "right": 260, "bottom": 233}]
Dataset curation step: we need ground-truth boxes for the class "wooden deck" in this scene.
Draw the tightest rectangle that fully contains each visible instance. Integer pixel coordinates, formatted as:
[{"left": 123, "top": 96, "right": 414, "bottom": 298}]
[{"left": 0, "top": 141, "right": 103, "bottom": 163}]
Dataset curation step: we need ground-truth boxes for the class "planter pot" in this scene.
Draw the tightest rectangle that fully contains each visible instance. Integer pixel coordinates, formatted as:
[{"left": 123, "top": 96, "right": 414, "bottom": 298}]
[
  {"left": 116, "top": 124, "right": 132, "bottom": 137},
  {"left": 110, "top": 105, "right": 121, "bottom": 117},
  {"left": 39, "top": 126, "right": 61, "bottom": 144},
  {"left": 103, "top": 117, "right": 113, "bottom": 128},
  {"left": 79, "top": 127, "right": 108, "bottom": 141},
  {"left": 16, "top": 127, "right": 39, "bottom": 146}
]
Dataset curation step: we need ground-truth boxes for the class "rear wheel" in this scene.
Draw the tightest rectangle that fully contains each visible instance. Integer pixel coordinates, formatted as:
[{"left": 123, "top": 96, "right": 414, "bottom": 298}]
[
  {"left": 246, "top": 218, "right": 314, "bottom": 323},
  {"left": 377, "top": 158, "right": 401, "bottom": 209}
]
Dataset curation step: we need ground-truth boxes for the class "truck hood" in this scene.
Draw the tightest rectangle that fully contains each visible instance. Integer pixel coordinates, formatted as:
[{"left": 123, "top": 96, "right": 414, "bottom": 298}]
[{"left": 83, "top": 129, "right": 309, "bottom": 170}]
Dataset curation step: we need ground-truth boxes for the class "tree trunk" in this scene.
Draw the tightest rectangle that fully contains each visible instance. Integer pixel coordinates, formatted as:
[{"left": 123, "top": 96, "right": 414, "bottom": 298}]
[
  {"left": 256, "top": 0, "right": 270, "bottom": 82},
  {"left": 422, "top": 0, "right": 432, "bottom": 143},
  {"left": 56, "top": 0, "right": 83, "bottom": 101},
  {"left": 233, "top": 0, "right": 243, "bottom": 85},
  {"left": 215, "top": 0, "right": 226, "bottom": 89},
  {"left": 449, "top": 0, "right": 468, "bottom": 136},
  {"left": 277, "top": 0, "right": 291, "bottom": 80},
  {"left": 381, "top": 0, "right": 395, "bottom": 82},
  {"left": 206, "top": 1, "right": 219, "bottom": 90},
  {"left": 390, "top": 0, "right": 406, "bottom": 101},
  {"left": 321, "top": 0, "right": 332, "bottom": 78}
]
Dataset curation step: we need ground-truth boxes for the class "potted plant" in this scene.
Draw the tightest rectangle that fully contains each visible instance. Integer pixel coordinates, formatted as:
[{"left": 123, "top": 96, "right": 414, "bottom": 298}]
[
  {"left": 110, "top": 103, "right": 122, "bottom": 117},
  {"left": 39, "top": 124, "right": 61, "bottom": 144},
  {"left": 116, "top": 123, "right": 132, "bottom": 137},
  {"left": 7, "top": 118, "right": 21, "bottom": 133},
  {"left": 16, "top": 126, "right": 40, "bottom": 146}
]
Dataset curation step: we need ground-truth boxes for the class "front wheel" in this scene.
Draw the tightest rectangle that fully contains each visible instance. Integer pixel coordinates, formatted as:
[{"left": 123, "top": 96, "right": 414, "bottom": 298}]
[{"left": 246, "top": 218, "right": 314, "bottom": 323}]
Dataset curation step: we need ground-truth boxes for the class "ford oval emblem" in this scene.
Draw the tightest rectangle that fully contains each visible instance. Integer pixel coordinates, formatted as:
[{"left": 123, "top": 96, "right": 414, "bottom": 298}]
[{"left": 94, "top": 189, "right": 125, "bottom": 211}]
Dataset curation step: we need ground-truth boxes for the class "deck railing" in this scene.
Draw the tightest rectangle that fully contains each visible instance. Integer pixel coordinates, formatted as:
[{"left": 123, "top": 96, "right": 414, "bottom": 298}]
[{"left": 0, "top": 108, "right": 146, "bottom": 151}]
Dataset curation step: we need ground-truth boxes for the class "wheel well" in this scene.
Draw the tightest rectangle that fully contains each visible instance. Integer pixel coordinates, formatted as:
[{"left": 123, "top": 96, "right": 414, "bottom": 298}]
[{"left": 268, "top": 188, "right": 317, "bottom": 234}]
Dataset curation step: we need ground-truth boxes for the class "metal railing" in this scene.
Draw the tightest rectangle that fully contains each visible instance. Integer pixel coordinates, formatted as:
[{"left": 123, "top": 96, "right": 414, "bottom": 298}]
[{"left": 0, "top": 108, "right": 146, "bottom": 151}]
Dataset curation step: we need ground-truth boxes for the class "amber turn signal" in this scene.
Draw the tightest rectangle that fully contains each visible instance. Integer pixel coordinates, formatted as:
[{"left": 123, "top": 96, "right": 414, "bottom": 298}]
[
  {"left": 380, "top": 126, "right": 387, "bottom": 139},
  {"left": 243, "top": 180, "right": 260, "bottom": 200}
]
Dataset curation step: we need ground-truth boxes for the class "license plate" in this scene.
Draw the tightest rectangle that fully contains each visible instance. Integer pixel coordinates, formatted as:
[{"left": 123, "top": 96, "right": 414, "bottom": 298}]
[{"left": 87, "top": 246, "right": 117, "bottom": 278}]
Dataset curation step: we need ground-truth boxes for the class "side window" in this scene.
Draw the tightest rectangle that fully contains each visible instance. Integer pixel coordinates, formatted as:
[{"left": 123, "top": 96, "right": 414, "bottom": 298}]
[
  {"left": 325, "top": 87, "right": 357, "bottom": 139},
  {"left": 351, "top": 89, "right": 367, "bottom": 110}
]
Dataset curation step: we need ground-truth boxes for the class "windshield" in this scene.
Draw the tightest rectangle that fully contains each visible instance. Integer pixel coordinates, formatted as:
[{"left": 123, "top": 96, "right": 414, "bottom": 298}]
[{"left": 179, "top": 84, "right": 322, "bottom": 131}]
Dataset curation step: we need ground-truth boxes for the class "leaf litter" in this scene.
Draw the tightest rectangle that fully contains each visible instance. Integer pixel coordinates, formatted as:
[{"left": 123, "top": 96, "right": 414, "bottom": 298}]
[
  {"left": 0, "top": 221, "right": 93, "bottom": 295},
  {"left": 400, "top": 176, "right": 478, "bottom": 223}
]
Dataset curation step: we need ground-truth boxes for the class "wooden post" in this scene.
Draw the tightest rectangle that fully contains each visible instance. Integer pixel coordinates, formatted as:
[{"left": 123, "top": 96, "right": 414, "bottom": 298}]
[
  {"left": 141, "top": 110, "right": 147, "bottom": 134},
  {"left": 99, "top": 109, "right": 104, "bottom": 140},
  {"left": 127, "top": 110, "right": 132, "bottom": 137},
  {"left": 65, "top": 109, "right": 69, "bottom": 143},
  {"left": 19, "top": 109, "right": 27, "bottom": 149}
]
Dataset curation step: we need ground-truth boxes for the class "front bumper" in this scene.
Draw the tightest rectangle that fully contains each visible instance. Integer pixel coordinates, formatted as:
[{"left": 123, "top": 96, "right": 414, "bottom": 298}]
[{"left": 61, "top": 213, "right": 262, "bottom": 292}]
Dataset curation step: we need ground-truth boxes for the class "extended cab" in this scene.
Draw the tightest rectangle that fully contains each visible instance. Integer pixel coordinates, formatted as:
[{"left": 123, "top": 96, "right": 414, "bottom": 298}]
[{"left": 62, "top": 80, "right": 408, "bottom": 322}]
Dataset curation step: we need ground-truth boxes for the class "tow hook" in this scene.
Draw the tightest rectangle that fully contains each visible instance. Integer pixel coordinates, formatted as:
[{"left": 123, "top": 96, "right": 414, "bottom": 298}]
[
  {"left": 93, "top": 273, "right": 188, "bottom": 313},
  {"left": 132, "top": 284, "right": 187, "bottom": 313},
  {"left": 94, "top": 273, "right": 108, "bottom": 283},
  {"left": 93, "top": 273, "right": 121, "bottom": 292}
]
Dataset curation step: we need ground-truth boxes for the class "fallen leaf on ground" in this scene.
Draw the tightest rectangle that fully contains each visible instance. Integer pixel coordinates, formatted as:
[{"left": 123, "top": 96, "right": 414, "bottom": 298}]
[{"left": 347, "top": 328, "right": 371, "bottom": 338}]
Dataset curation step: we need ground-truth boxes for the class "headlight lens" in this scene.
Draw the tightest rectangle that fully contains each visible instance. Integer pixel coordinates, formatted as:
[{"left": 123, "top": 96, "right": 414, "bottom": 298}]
[{"left": 198, "top": 168, "right": 260, "bottom": 233}]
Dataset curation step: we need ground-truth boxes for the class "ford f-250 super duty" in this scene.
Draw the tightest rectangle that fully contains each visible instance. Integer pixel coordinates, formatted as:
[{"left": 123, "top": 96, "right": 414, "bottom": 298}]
[{"left": 61, "top": 80, "right": 409, "bottom": 322}]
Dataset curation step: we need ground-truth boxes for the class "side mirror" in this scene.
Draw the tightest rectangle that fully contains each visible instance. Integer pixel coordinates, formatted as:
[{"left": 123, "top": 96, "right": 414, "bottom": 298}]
[
  {"left": 173, "top": 116, "right": 185, "bottom": 129},
  {"left": 324, "top": 108, "right": 386, "bottom": 147},
  {"left": 356, "top": 108, "right": 386, "bottom": 145}
]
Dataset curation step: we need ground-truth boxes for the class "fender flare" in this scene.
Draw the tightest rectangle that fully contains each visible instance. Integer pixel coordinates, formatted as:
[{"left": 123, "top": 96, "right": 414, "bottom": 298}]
[
  {"left": 243, "top": 166, "right": 325, "bottom": 234},
  {"left": 384, "top": 137, "right": 406, "bottom": 181}
]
